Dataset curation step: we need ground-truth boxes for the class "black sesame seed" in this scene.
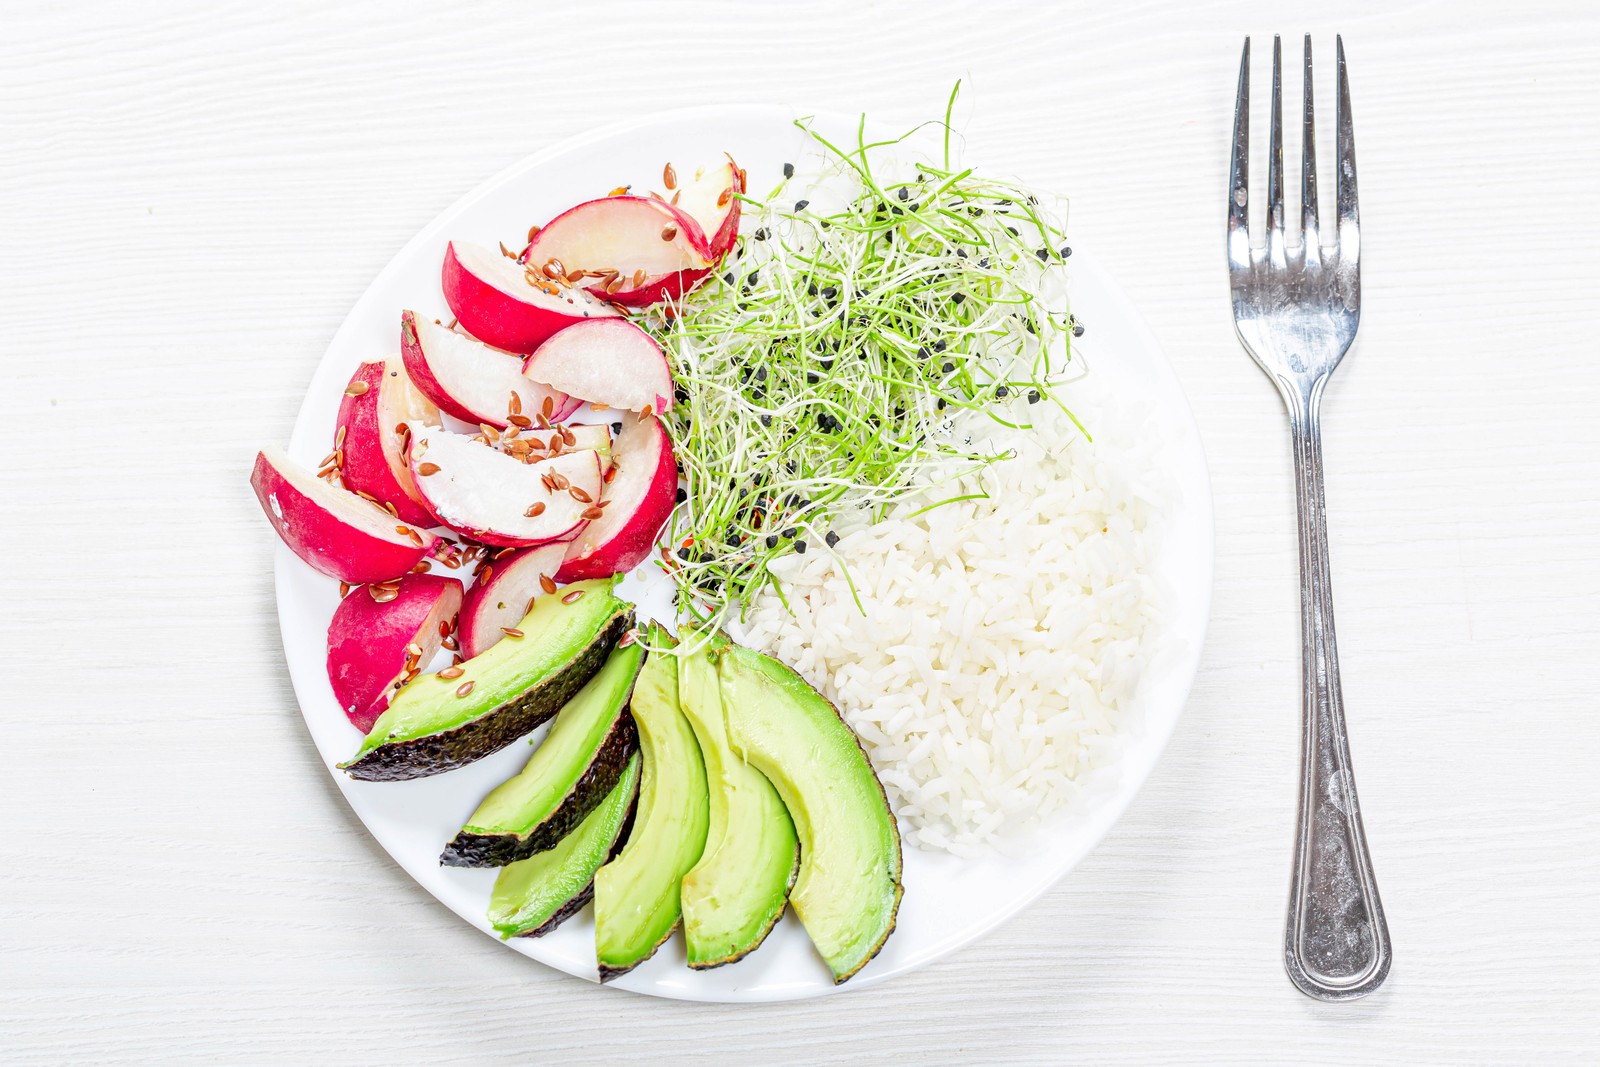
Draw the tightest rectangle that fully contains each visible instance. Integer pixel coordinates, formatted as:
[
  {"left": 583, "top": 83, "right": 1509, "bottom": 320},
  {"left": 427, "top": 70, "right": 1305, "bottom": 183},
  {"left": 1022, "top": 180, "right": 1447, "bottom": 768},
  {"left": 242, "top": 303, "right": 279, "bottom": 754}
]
[
  {"left": 825, "top": 531, "right": 840, "bottom": 547},
  {"left": 818, "top": 357, "right": 834, "bottom": 370},
  {"left": 967, "top": 206, "right": 983, "bottom": 217},
  {"left": 952, "top": 292, "right": 966, "bottom": 304},
  {"left": 936, "top": 398, "right": 947, "bottom": 410},
  {"left": 755, "top": 365, "right": 767, "bottom": 381},
  {"left": 783, "top": 162, "right": 795, "bottom": 178},
  {"left": 1036, "top": 248, "right": 1049, "bottom": 261},
  {"left": 677, "top": 547, "right": 691, "bottom": 561},
  {"left": 807, "top": 371, "right": 820, "bottom": 384},
  {"left": 1059, "top": 245, "right": 1072, "bottom": 258},
  {"left": 726, "top": 533, "right": 741, "bottom": 547},
  {"left": 978, "top": 257, "right": 989, "bottom": 268},
  {"left": 612, "top": 422, "right": 624, "bottom": 434},
  {"left": 723, "top": 272, "right": 735, "bottom": 285},
  {"left": 1027, "top": 389, "right": 1041, "bottom": 404},
  {"left": 955, "top": 248, "right": 967, "bottom": 259},
  {"left": 821, "top": 286, "right": 838, "bottom": 300},
  {"left": 934, "top": 339, "right": 948, "bottom": 352},
  {"left": 995, "top": 385, "right": 1010, "bottom": 399},
  {"left": 783, "top": 527, "right": 797, "bottom": 538},
  {"left": 890, "top": 205, "right": 903, "bottom": 216},
  {"left": 794, "top": 540, "right": 807, "bottom": 554},
  {"left": 897, "top": 187, "right": 910, "bottom": 201},
  {"left": 820, "top": 219, "right": 831, "bottom": 230},
  {"left": 1006, "top": 225, "right": 1019, "bottom": 237},
  {"left": 746, "top": 270, "right": 759, "bottom": 286},
  {"left": 1072, "top": 322, "right": 1085, "bottom": 337},
  {"left": 796, "top": 498, "right": 811, "bottom": 509},
  {"left": 765, "top": 534, "right": 779, "bottom": 549},
  {"left": 808, "top": 282, "right": 819, "bottom": 297},
  {"left": 754, "top": 227, "right": 769, "bottom": 240},
  {"left": 674, "top": 487, "right": 687, "bottom": 503},
  {"left": 996, "top": 198, "right": 1013, "bottom": 207},
  {"left": 942, "top": 362, "right": 954, "bottom": 374},
  {"left": 916, "top": 346, "right": 930, "bottom": 360},
  {"left": 794, "top": 199, "right": 809, "bottom": 211},
  {"left": 760, "top": 413, "right": 772, "bottom": 427}
]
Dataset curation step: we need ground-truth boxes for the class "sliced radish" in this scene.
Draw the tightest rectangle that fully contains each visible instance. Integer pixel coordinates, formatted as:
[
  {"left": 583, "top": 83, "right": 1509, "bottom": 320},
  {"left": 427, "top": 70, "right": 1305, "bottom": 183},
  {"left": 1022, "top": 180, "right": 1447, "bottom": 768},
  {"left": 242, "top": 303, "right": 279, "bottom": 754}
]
[
  {"left": 523, "top": 196, "right": 714, "bottom": 308},
  {"left": 251, "top": 447, "right": 436, "bottom": 583},
  {"left": 336, "top": 358, "right": 439, "bottom": 528},
  {"left": 565, "top": 423, "right": 613, "bottom": 456},
  {"left": 492, "top": 421, "right": 612, "bottom": 466},
  {"left": 556, "top": 415, "right": 678, "bottom": 581},
  {"left": 441, "top": 240, "right": 620, "bottom": 354},
  {"left": 327, "top": 575, "right": 463, "bottom": 732},
  {"left": 457, "top": 543, "right": 566, "bottom": 659},
  {"left": 407, "top": 423, "right": 604, "bottom": 548},
  {"left": 524, "top": 319, "right": 673, "bottom": 416},
  {"left": 671, "top": 156, "right": 745, "bottom": 263},
  {"left": 401, "top": 310, "right": 577, "bottom": 429}
]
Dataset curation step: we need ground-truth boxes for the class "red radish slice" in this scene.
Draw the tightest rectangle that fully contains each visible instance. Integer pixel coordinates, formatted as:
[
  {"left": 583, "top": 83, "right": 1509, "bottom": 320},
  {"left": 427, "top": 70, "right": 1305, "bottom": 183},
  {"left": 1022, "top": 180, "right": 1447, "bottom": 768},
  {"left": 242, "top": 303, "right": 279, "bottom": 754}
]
[
  {"left": 327, "top": 575, "right": 463, "bottom": 732},
  {"left": 523, "top": 196, "right": 714, "bottom": 308},
  {"left": 407, "top": 423, "right": 604, "bottom": 548},
  {"left": 555, "top": 415, "right": 678, "bottom": 581},
  {"left": 251, "top": 447, "right": 436, "bottom": 583},
  {"left": 336, "top": 358, "right": 438, "bottom": 528},
  {"left": 565, "top": 423, "right": 613, "bottom": 456},
  {"left": 457, "top": 543, "right": 566, "bottom": 659},
  {"left": 401, "top": 310, "right": 578, "bottom": 428},
  {"left": 441, "top": 240, "right": 620, "bottom": 353},
  {"left": 671, "top": 157, "right": 746, "bottom": 263},
  {"left": 525, "top": 319, "right": 673, "bottom": 416}
]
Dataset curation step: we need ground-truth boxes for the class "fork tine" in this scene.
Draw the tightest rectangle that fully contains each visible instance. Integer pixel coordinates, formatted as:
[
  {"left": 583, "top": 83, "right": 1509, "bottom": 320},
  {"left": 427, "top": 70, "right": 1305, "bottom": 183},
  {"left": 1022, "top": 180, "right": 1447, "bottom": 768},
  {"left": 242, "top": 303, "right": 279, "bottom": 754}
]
[
  {"left": 1266, "top": 36, "right": 1286, "bottom": 264},
  {"left": 1301, "top": 35, "right": 1320, "bottom": 259},
  {"left": 1227, "top": 37, "right": 1251, "bottom": 269},
  {"left": 1335, "top": 35, "right": 1360, "bottom": 259}
]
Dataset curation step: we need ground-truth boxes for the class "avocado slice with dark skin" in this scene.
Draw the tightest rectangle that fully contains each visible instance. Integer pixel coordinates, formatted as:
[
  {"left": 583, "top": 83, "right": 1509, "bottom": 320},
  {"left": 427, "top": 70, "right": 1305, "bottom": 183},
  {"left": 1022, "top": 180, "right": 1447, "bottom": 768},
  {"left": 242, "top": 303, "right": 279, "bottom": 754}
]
[
  {"left": 440, "top": 637, "right": 644, "bottom": 868},
  {"left": 718, "top": 643, "right": 903, "bottom": 985},
  {"left": 593, "top": 625, "right": 711, "bottom": 981},
  {"left": 676, "top": 631, "right": 798, "bottom": 970},
  {"left": 340, "top": 578, "right": 633, "bottom": 782},
  {"left": 487, "top": 752, "right": 641, "bottom": 939}
]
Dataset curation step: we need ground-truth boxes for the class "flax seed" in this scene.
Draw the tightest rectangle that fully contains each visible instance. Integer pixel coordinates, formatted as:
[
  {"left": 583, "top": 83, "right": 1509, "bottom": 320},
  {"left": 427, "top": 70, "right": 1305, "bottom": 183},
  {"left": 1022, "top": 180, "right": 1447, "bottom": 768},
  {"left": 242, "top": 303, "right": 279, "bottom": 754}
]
[
  {"left": 561, "top": 589, "right": 584, "bottom": 604},
  {"left": 569, "top": 486, "right": 593, "bottom": 503},
  {"left": 525, "top": 501, "right": 546, "bottom": 517},
  {"left": 455, "top": 680, "right": 475, "bottom": 698},
  {"left": 344, "top": 381, "right": 369, "bottom": 397},
  {"left": 663, "top": 162, "right": 677, "bottom": 190},
  {"left": 660, "top": 224, "right": 678, "bottom": 242},
  {"left": 418, "top": 462, "right": 441, "bottom": 476},
  {"left": 438, "top": 666, "right": 464, "bottom": 680},
  {"left": 500, "top": 627, "right": 525, "bottom": 639},
  {"left": 442, "top": 635, "right": 459, "bottom": 651},
  {"left": 538, "top": 574, "right": 558, "bottom": 595},
  {"left": 508, "top": 414, "right": 532, "bottom": 429},
  {"left": 581, "top": 505, "right": 603, "bottom": 520},
  {"left": 339, "top": 582, "right": 351, "bottom": 597}
]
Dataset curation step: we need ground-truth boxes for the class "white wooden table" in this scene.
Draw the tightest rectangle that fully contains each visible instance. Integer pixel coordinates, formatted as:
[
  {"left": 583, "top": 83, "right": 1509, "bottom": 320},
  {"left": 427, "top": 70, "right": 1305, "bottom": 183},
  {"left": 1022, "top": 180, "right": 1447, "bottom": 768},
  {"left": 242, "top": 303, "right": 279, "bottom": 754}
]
[{"left": 5, "top": 2, "right": 1598, "bottom": 1062}]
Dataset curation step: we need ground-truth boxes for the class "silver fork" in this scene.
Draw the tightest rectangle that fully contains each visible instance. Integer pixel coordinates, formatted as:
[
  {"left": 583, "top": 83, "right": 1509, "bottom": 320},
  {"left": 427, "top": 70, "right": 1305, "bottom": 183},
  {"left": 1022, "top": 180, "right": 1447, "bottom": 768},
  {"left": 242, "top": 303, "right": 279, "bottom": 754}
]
[{"left": 1228, "top": 35, "right": 1392, "bottom": 1001}]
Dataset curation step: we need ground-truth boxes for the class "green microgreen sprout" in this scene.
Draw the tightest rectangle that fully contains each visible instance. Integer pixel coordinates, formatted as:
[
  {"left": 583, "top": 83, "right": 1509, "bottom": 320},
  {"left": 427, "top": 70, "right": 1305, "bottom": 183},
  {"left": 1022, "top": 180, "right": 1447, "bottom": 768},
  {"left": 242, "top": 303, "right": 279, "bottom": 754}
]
[{"left": 645, "top": 89, "right": 1078, "bottom": 625}]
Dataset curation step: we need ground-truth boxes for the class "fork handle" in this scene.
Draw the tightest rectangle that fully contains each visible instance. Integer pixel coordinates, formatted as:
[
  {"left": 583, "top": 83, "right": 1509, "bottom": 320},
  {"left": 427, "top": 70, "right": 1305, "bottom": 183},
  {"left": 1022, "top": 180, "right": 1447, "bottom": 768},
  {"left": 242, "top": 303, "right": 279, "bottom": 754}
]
[{"left": 1282, "top": 383, "right": 1392, "bottom": 1000}]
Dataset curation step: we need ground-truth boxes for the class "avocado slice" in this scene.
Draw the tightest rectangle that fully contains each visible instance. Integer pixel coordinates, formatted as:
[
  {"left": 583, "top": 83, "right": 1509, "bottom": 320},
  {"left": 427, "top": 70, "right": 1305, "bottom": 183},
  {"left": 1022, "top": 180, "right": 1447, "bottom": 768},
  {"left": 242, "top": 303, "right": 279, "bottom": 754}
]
[
  {"left": 676, "top": 631, "right": 798, "bottom": 970},
  {"left": 441, "top": 638, "right": 644, "bottom": 867},
  {"left": 340, "top": 577, "right": 632, "bottom": 782},
  {"left": 718, "top": 643, "right": 902, "bottom": 984},
  {"left": 592, "top": 625, "right": 711, "bottom": 980},
  {"left": 486, "top": 752, "right": 641, "bottom": 939}
]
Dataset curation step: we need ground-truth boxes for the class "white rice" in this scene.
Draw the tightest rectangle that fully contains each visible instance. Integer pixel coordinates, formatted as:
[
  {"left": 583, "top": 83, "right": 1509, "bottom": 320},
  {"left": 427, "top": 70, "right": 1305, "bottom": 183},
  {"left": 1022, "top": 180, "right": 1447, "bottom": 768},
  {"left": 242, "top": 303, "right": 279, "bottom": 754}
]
[{"left": 739, "top": 382, "right": 1166, "bottom": 856}]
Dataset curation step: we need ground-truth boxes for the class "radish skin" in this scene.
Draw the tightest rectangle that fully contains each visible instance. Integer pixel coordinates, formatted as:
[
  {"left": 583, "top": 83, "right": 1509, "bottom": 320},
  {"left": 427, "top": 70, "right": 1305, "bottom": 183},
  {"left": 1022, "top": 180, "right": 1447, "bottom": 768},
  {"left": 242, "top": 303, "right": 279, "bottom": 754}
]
[
  {"left": 336, "top": 358, "right": 438, "bottom": 528},
  {"left": 327, "top": 575, "right": 464, "bottom": 732},
  {"left": 556, "top": 415, "right": 678, "bottom": 581}
]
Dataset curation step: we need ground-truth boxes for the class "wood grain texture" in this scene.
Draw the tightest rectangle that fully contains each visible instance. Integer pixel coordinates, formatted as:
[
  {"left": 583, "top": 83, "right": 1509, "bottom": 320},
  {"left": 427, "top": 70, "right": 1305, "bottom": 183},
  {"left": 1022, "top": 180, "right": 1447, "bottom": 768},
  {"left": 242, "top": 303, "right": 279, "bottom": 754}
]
[{"left": 2, "top": 0, "right": 1597, "bottom": 1062}]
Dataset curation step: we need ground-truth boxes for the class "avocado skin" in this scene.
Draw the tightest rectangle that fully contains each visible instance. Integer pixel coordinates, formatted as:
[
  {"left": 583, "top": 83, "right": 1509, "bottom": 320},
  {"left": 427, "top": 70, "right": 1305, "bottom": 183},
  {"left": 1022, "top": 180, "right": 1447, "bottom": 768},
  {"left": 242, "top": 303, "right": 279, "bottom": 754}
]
[
  {"left": 340, "top": 608, "right": 633, "bottom": 782},
  {"left": 439, "top": 710, "right": 639, "bottom": 867},
  {"left": 509, "top": 788, "right": 640, "bottom": 940}
]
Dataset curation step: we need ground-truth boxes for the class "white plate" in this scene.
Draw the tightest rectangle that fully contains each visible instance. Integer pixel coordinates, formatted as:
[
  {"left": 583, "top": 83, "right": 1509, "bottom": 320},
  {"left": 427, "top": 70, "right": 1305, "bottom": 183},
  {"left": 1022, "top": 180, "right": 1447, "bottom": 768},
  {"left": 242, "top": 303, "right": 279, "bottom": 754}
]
[{"left": 275, "top": 104, "right": 1213, "bottom": 1003}]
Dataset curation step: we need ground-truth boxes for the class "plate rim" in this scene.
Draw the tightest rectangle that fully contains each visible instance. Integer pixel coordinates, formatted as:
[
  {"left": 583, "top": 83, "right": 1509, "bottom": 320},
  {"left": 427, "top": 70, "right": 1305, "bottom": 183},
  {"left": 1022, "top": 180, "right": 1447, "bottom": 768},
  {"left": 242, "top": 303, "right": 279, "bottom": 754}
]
[{"left": 273, "top": 102, "right": 1215, "bottom": 1003}]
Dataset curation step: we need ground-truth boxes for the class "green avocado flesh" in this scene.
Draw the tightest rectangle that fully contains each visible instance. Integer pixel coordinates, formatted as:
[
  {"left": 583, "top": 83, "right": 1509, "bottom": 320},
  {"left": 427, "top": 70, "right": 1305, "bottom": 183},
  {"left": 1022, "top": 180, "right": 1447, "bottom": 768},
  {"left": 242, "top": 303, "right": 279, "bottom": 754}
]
[
  {"left": 593, "top": 626, "right": 711, "bottom": 981},
  {"left": 487, "top": 752, "right": 641, "bottom": 939},
  {"left": 677, "top": 632, "right": 798, "bottom": 970},
  {"left": 718, "top": 644, "right": 902, "bottom": 984},
  {"left": 340, "top": 578, "right": 632, "bottom": 782},
  {"left": 440, "top": 638, "right": 644, "bottom": 867}
]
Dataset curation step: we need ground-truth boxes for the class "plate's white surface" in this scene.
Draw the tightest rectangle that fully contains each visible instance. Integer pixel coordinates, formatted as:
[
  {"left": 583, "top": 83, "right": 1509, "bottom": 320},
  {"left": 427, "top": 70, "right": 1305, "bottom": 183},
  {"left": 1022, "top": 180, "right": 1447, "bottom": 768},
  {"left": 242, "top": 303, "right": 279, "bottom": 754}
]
[{"left": 274, "top": 105, "right": 1213, "bottom": 1003}]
